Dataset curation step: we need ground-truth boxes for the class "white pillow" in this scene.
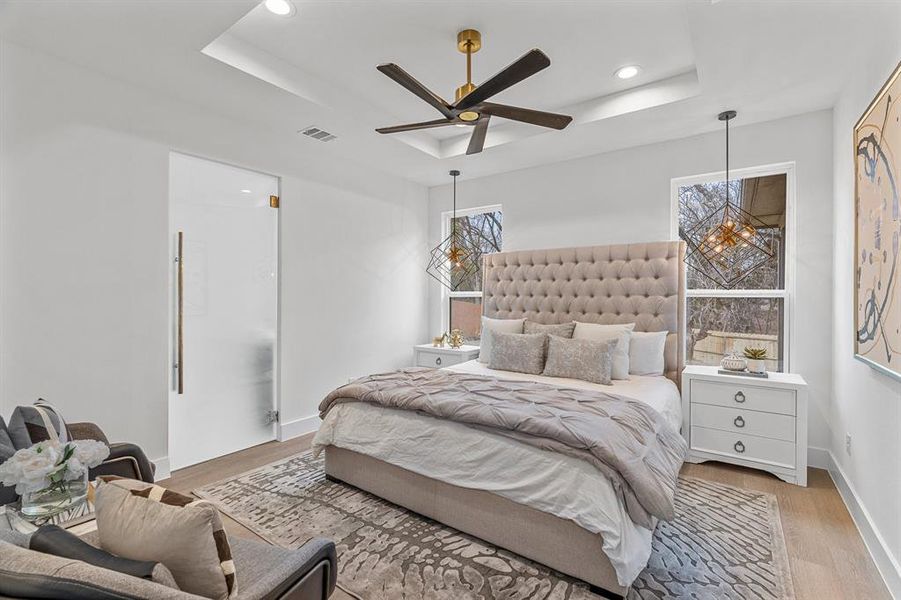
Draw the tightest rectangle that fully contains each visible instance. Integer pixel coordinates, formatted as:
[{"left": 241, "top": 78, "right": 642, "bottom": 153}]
[
  {"left": 629, "top": 331, "right": 668, "bottom": 376},
  {"left": 478, "top": 317, "right": 526, "bottom": 364},
  {"left": 572, "top": 322, "right": 635, "bottom": 379}
]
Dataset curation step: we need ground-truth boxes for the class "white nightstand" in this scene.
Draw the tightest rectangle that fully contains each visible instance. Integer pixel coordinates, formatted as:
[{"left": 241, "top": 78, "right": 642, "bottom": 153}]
[
  {"left": 681, "top": 365, "right": 808, "bottom": 486},
  {"left": 413, "top": 344, "right": 480, "bottom": 369}
]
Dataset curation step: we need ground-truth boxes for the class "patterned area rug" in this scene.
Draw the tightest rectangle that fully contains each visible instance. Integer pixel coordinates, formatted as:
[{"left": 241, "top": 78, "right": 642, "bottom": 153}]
[{"left": 194, "top": 452, "right": 794, "bottom": 600}]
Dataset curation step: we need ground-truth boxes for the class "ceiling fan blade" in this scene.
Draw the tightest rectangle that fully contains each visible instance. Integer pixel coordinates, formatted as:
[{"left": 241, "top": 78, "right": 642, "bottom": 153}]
[
  {"left": 377, "top": 63, "right": 454, "bottom": 119},
  {"left": 376, "top": 118, "right": 457, "bottom": 134},
  {"left": 454, "top": 49, "right": 550, "bottom": 111},
  {"left": 466, "top": 114, "right": 491, "bottom": 155},
  {"left": 481, "top": 102, "right": 572, "bottom": 130}
]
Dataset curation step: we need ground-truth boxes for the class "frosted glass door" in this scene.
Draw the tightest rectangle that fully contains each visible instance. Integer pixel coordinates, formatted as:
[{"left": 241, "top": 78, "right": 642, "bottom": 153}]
[{"left": 169, "top": 153, "right": 278, "bottom": 470}]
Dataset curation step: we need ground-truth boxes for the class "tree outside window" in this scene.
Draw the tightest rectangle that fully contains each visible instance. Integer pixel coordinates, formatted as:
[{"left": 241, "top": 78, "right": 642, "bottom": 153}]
[
  {"left": 443, "top": 207, "right": 502, "bottom": 342},
  {"left": 674, "top": 169, "right": 792, "bottom": 372}
]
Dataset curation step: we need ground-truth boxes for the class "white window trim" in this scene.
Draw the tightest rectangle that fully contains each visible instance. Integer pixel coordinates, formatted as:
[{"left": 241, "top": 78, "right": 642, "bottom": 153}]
[
  {"left": 670, "top": 162, "right": 797, "bottom": 371},
  {"left": 440, "top": 204, "right": 503, "bottom": 335}
]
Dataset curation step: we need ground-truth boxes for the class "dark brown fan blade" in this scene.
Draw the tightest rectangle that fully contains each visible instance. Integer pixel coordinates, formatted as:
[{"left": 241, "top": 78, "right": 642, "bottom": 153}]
[
  {"left": 377, "top": 63, "right": 454, "bottom": 119},
  {"left": 454, "top": 49, "right": 550, "bottom": 111},
  {"left": 376, "top": 118, "right": 458, "bottom": 134},
  {"left": 466, "top": 114, "right": 491, "bottom": 155},
  {"left": 480, "top": 102, "right": 572, "bottom": 129}
]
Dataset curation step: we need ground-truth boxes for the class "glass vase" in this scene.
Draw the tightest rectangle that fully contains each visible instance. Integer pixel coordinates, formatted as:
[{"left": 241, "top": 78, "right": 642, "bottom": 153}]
[{"left": 20, "top": 472, "right": 89, "bottom": 519}]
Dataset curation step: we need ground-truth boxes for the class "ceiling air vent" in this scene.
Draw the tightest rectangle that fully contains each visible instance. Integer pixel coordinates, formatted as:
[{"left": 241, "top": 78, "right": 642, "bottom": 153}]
[{"left": 299, "top": 126, "right": 337, "bottom": 143}]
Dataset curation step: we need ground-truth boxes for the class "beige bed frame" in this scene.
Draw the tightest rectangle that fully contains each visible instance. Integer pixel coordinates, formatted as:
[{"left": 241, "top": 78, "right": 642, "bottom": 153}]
[{"left": 324, "top": 241, "right": 686, "bottom": 599}]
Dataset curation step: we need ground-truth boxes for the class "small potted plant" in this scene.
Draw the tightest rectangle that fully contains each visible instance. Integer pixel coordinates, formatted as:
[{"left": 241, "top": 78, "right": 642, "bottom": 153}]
[{"left": 743, "top": 346, "right": 768, "bottom": 374}]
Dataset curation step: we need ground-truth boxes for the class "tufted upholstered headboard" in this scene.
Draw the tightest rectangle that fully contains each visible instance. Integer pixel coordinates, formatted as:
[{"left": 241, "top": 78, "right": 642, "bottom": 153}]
[{"left": 481, "top": 241, "right": 686, "bottom": 386}]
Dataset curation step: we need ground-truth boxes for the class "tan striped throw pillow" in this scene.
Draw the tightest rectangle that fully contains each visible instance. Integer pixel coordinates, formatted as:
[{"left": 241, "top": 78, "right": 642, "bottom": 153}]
[{"left": 95, "top": 478, "right": 237, "bottom": 600}]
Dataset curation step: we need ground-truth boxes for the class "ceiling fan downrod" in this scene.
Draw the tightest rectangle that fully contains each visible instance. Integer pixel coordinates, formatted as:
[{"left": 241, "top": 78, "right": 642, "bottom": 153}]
[{"left": 455, "top": 29, "right": 481, "bottom": 121}]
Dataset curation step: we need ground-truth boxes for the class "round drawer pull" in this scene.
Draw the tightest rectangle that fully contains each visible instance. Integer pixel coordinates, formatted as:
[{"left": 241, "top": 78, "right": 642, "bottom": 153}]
[
  {"left": 734, "top": 440, "right": 745, "bottom": 453},
  {"left": 733, "top": 416, "right": 745, "bottom": 428},
  {"left": 435, "top": 357, "right": 442, "bottom": 366},
  {"left": 734, "top": 391, "right": 746, "bottom": 403}
]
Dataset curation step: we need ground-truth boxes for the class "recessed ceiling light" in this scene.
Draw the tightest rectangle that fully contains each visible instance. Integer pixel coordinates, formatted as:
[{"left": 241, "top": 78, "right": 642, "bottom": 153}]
[
  {"left": 264, "top": 0, "right": 295, "bottom": 17},
  {"left": 614, "top": 65, "right": 641, "bottom": 80},
  {"left": 240, "top": 189, "right": 252, "bottom": 194}
]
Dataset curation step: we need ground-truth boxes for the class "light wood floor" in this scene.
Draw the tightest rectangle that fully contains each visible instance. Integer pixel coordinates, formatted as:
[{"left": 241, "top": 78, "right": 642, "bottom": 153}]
[{"left": 160, "top": 436, "right": 889, "bottom": 600}]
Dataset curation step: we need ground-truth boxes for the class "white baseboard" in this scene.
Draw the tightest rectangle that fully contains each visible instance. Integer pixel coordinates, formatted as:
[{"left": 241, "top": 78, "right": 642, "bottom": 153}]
[
  {"left": 152, "top": 456, "right": 171, "bottom": 482},
  {"left": 278, "top": 414, "right": 320, "bottom": 442},
  {"left": 823, "top": 450, "right": 901, "bottom": 599},
  {"left": 807, "top": 445, "right": 831, "bottom": 470}
]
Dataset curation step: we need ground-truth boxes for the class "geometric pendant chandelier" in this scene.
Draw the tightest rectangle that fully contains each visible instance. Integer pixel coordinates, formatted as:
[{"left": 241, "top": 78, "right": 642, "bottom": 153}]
[
  {"left": 426, "top": 169, "right": 481, "bottom": 290},
  {"left": 681, "top": 110, "right": 777, "bottom": 289}
]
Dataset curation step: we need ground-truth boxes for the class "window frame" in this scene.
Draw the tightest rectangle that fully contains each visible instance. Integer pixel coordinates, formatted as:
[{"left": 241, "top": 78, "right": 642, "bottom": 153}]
[
  {"left": 670, "top": 162, "right": 797, "bottom": 371},
  {"left": 440, "top": 203, "right": 503, "bottom": 338}
]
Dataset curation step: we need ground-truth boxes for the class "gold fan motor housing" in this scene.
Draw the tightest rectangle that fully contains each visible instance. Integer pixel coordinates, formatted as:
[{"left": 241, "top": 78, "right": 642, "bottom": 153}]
[{"left": 455, "top": 83, "right": 476, "bottom": 103}]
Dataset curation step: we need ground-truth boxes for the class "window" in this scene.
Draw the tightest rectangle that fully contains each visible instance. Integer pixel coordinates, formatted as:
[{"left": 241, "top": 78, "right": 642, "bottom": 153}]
[
  {"left": 672, "top": 164, "right": 794, "bottom": 372},
  {"left": 441, "top": 205, "right": 502, "bottom": 342}
]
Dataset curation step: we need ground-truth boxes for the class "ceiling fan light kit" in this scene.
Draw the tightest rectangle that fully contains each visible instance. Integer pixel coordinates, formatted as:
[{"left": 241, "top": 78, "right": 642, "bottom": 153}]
[{"left": 376, "top": 29, "right": 572, "bottom": 155}]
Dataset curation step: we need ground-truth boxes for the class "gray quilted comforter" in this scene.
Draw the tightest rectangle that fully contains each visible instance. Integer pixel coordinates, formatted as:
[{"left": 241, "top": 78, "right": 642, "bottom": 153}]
[{"left": 319, "top": 368, "right": 686, "bottom": 528}]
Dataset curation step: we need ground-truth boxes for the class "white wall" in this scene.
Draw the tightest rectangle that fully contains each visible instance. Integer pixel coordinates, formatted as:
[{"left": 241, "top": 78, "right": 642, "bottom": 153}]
[
  {"left": 830, "top": 12, "right": 901, "bottom": 593},
  {"left": 429, "top": 110, "right": 835, "bottom": 453},
  {"left": 0, "top": 40, "right": 429, "bottom": 465}
]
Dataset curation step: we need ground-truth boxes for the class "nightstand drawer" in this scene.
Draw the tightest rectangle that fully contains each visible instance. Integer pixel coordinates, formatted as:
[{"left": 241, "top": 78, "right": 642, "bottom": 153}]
[
  {"left": 692, "top": 403, "right": 795, "bottom": 442},
  {"left": 416, "top": 351, "right": 465, "bottom": 368},
  {"left": 691, "top": 426, "right": 796, "bottom": 468},
  {"left": 691, "top": 379, "right": 795, "bottom": 416}
]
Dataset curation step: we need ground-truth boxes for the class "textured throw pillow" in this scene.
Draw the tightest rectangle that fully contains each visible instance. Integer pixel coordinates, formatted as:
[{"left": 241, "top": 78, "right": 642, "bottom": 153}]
[
  {"left": 523, "top": 320, "right": 576, "bottom": 338},
  {"left": 478, "top": 317, "right": 525, "bottom": 364},
  {"left": 572, "top": 322, "right": 636, "bottom": 380},
  {"left": 95, "top": 479, "right": 236, "bottom": 600},
  {"left": 488, "top": 332, "right": 547, "bottom": 375},
  {"left": 629, "top": 331, "right": 668, "bottom": 376},
  {"left": 543, "top": 335, "right": 616, "bottom": 385},
  {"left": 0, "top": 418, "right": 14, "bottom": 466}
]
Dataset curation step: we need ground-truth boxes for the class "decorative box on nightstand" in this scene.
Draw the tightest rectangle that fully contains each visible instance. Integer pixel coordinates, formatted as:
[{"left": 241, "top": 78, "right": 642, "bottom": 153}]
[
  {"left": 413, "top": 344, "right": 480, "bottom": 369},
  {"left": 681, "top": 365, "right": 808, "bottom": 486}
]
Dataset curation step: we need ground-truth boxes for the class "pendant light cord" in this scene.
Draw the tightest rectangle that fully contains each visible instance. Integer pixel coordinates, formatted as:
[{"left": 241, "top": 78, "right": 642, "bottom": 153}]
[
  {"left": 448, "top": 170, "right": 459, "bottom": 334},
  {"left": 453, "top": 172, "right": 457, "bottom": 219},
  {"left": 725, "top": 115, "right": 730, "bottom": 205}
]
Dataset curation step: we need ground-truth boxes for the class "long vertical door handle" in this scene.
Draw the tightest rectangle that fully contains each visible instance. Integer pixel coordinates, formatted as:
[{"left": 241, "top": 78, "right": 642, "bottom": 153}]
[{"left": 177, "top": 231, "right": 184, "bottom": 395}]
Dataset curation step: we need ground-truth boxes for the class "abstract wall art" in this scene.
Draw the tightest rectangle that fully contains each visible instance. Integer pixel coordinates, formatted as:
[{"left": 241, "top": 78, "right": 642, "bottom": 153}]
[{"left": 855, "top": 60, "right": 901, "bottom": 380}]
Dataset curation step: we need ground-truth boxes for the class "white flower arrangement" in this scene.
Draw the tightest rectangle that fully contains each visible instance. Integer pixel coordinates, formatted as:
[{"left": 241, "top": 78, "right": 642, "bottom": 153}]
[{"left": 0, "top": 439, "right": 109, "bottom": 494}]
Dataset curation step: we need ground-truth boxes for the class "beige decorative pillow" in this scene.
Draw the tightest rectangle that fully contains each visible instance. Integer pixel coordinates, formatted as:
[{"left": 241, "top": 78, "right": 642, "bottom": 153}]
[
  {"left": 629, "top": 331, "right": 668, "bottom": 376},
  {"left": 572, "top": 322, "right": 636, "bottom": 380},
  {"left": 488, "top": 332, "right": 547, "bottom": 374},
  {"left": 543, "top": 335, "right": 616, "bottom": 385},
  {"left": 95, "top": 479, "right": 237, "bottom": 600},
  {"left": 479, "top": 317, "right": 526, "bottom": 364},
  {"left": 523, "top": 320, "right": 576, "bottom": 338}
]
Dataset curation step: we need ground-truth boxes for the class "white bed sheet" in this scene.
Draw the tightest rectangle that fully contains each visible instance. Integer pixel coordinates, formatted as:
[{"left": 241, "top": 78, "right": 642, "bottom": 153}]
[{"left": 312, "top": 360, "right": 682, "bottom": 587}]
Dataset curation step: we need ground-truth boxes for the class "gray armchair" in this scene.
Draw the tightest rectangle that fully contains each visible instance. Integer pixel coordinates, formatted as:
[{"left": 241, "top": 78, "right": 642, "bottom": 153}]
[
  {"left": 1, "top": 416, "right": 156, "bottom": 506},
  {"left": 0, "top": 533, "right": 337, "bottom": 600}
]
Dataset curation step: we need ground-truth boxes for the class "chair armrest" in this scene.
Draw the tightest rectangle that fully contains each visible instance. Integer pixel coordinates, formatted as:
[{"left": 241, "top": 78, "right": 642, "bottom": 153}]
[
  {"left": 231, "top": 537, "right": 337, "bottom": 600},
  {"left": 67, "top": 422, "right": 109, "bottom": 445},
  {"left": 89, "top": 443, "right": 156, "bottom": 483},
  {"left": 275, "top": 538, "right": 337, "bottom": 600}
]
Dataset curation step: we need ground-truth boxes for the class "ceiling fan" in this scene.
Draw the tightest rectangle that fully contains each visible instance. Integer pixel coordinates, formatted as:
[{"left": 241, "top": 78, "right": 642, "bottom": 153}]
[{"left": 375, "top": 29, "right": 573, "bottom": 155}]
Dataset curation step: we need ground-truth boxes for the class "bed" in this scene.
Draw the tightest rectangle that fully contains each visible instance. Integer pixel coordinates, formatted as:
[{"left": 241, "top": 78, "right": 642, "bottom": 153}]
[{"left": 314, "top": 241, "right": 686, "bottom": 598}]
